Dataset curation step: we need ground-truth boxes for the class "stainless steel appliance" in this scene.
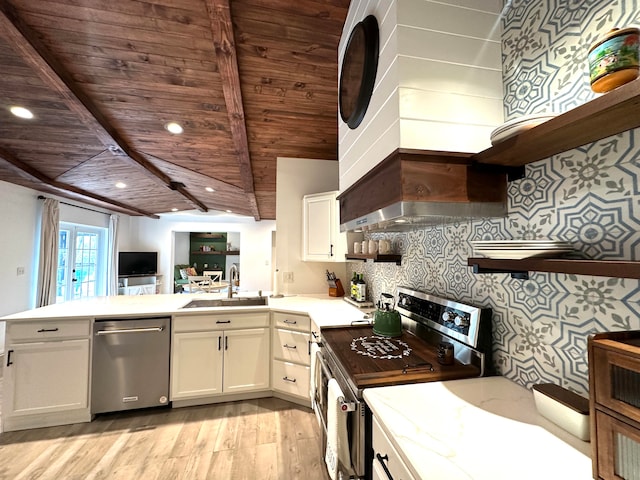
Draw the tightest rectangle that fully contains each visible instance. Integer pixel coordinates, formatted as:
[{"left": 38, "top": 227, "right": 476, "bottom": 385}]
[
  {"left": 314, "top": 286, "right": 492, "bottom": 479},
  {"left": 91, "top": 317, "right": 170, "bottom": 414}
]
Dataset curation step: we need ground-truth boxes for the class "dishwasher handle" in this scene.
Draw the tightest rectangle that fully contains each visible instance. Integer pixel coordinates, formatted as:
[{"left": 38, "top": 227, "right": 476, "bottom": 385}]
[{"left": 96, "top": 326, "right": 164, "bottom": 335}]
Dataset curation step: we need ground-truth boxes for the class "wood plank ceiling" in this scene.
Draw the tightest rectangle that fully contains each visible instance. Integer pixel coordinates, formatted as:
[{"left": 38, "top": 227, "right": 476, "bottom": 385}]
[{"left": 0, "top": 0, "right": 349, "bottom": 220}]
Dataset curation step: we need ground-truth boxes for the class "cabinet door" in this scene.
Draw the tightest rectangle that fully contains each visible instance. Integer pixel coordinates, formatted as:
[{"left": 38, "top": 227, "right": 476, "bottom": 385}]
[
  {"left": 223, "top": 328, "right": 270, "bottom": 393},
  {"left": 303, "top": 192, "right": 337, "bottom": 261},
  {"left": 171, "top": 331, "right": 223, "bottom": 400},
  {"left": 4, "top": 339, "right": 89, "bottom": 417}
]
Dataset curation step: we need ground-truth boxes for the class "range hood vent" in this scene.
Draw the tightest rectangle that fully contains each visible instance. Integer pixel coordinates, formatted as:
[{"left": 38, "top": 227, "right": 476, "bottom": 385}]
[{"left": 337, "top": 149, "right": 507, "bottom": 232}]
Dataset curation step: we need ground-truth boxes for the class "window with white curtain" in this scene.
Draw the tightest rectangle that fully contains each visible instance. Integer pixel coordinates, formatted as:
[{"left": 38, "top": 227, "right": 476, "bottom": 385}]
[{"left": 56, "top": 222, "right": 107, "bottom": 303}]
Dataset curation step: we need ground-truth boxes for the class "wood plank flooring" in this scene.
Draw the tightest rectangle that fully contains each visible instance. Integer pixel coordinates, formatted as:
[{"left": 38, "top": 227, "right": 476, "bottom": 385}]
[{"left": 0, "top": 386, "right": 330, "bottom": 480}]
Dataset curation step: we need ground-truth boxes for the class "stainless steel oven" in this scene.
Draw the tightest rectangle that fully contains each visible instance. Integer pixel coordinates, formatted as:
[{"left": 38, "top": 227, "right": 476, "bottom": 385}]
[
  {"left": 314, "top": 287, "right": 493, "bottom": 480},
  {"left": 314, "top": 347, "right": 366, "bottom": 480}
]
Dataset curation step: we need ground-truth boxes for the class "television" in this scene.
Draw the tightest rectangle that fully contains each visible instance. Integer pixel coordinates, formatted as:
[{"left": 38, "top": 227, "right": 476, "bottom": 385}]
[{"left": 118, "top": 251, "right": 158, "bottom": 276}]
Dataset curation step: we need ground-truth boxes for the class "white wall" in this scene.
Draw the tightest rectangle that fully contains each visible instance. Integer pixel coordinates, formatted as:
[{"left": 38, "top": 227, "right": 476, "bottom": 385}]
[
  {"left": 174, "top": 232, "right": 190, "bottom": 265},
  {"left": 125, "top": 215, "right": 275, "bottom": 294},
  {"left": 0, "top": 181, "right": 117, "bottom": 354},
  {"left": 275, "top": 158, "right": 347, "bottom": 295}
]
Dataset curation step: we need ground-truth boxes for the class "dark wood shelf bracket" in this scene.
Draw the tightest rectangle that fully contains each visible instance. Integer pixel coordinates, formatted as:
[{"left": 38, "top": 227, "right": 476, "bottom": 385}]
[
  {"left": 345, "top": 254, "right": 402, "bottom": 265},
  {"left": 471, "top": 263, "right": 529, "bottom": 280}
]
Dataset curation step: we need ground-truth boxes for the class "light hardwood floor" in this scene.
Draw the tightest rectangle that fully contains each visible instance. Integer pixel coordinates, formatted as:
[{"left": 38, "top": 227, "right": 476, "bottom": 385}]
[{"left": 0, "top": 386, "right": 330, "bottom": 480}]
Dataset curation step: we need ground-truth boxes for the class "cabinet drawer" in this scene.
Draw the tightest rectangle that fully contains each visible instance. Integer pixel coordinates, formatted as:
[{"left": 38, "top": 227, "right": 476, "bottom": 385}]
[
  {"left": 595, "top": 410, "right": 640, "bottom": 479},
  {"left": 372, "top": 414, "right": 416, "bottom": 480},
  {"left": 273, "top": 329, "right": 310, "bottom": 365},
  {"left": 592, "top": 342, "right": 640, "bottom": 425},
  {"left": 272, "top": 311, "right": 310, "bottom": 332},
  {"left": 174, "top": 312, "right": 269, "bottom": 332},
  {"left": 272, "top": 360, "right": 310, "bottom": 398},
  {"left": 7, "top": 319, "right": 91, "bottom": 341}
]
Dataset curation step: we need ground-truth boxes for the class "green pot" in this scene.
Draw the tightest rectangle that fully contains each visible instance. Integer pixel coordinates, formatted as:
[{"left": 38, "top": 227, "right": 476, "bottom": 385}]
[{"left": 372, "top": 308, "right": 402, "bottom": 337}]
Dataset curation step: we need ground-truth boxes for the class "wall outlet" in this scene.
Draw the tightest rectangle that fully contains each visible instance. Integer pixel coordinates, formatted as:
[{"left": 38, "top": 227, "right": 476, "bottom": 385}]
[
  {"left": 283, "top": 271, "right": 294, "bottom": 283},
  {"left": 16, "top": 266, "right": 25, "bottom": 276}
]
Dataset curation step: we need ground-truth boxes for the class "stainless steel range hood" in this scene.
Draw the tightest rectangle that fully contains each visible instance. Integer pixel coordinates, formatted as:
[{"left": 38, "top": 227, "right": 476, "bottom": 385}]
[
  {"left": 337, "top": 149, "right": 507, "bottom": 233},
  {"left": 340, "top": 199, "right": 506, "bottom": 232}
]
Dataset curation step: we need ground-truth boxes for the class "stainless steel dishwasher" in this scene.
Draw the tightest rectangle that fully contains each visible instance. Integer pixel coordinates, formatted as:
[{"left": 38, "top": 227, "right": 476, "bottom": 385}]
[{"left": 91, "top": 317, "right": 171, "bottom": 414}]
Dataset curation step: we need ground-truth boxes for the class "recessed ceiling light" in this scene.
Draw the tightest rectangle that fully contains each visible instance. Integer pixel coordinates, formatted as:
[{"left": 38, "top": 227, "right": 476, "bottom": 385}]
[
  {"left": 226, "top": 210, "right": 233, "bottom": 213},
  {"left": 115, "top": 182, "right": 126, "bottom": 189},
  {"left": 164, "top": 122, "right": 183, "bottom": 134},
  {"left": 10, "top": 106, "right": 34, "bottom": 119},
  {"left": 171, "top": 208, "right": 179, "bottom": 212},
  {"left": 205, "top": 187, "right": 215, "bottom": 192}
]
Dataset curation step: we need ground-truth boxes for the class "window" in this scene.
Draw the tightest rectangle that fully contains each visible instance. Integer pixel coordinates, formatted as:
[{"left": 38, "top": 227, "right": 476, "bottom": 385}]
[{"left": 56, "top": 223, "right": 107, "bottom": 303}]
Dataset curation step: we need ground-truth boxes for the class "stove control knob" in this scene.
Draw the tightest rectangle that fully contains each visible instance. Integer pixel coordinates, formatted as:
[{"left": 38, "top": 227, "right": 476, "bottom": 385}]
[
  {"left": 454, "top": 314, "right": 469, "bottom": 327},
  {"left": 442, "top": 311, "right": 455, "bottom": 322}
]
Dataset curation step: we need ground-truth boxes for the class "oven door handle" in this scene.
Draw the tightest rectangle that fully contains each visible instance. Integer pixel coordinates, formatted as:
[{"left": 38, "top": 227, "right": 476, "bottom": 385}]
[{"left": 376, "top": 453, "right": 395, "bottom": 480}]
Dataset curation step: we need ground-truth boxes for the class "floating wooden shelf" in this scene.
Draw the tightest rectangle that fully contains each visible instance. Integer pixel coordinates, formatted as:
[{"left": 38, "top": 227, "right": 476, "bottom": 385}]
[
  {"left": 191, "top": 250, "right": 240, "bottom": 255},
  {"left": 191, "top": 233, "right": 225, "bottom": 239},
  {"left": 468, "top": 257, "right": 640, "bottom": 280},
  {"left": 473, "top": 79, "right": 640, "bottom": 168},
  {"left": 346, "top": 253, "right": 402, "bottom": 265}
]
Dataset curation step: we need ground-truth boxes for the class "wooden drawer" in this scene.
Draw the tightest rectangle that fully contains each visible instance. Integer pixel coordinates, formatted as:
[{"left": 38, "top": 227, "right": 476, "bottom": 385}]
[
  {"left": 272, "top": 311, "right": 310, "bottom": 332},
  {"left": 7, "top": 319, "right": 91, "bottom": 341},
  {"left": 174, "top": 312, "right": 269, "bottom": 332},
  {"left": 592, "top": 340, "right": 640, "bottom": 425},
  {"left": 372, "top": 414, "right": 416, "bottom": 480},
  {"left": 272, "top": 360, "right": 310, "bottom": 399},
  {"left": 273, "top": 329, "right": 310, "bottom": 365},
  {"left": 595, "top": 410, "right": 640, "bottom": 479}
]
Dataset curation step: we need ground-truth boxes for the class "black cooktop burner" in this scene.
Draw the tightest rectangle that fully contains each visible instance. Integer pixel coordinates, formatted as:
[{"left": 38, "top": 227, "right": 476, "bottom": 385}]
[{"left": 350, "top": 335, "right": 412, "bottom": 359}]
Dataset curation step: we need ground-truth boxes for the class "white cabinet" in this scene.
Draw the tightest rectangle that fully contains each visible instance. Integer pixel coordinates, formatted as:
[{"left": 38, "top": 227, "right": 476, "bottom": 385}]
[
  {"left": 271, "top": 311, "right": 311, "bottom": 404},
  {"left": 171, "top": 312, "right": 270, "bottom": 403},
  {"left": 3, "top": 319, "right": 91, "bottom": 432},
  {"left": 302, "top": 191, "right": 347, "bottom": 262},
  {"left": 118, "top": 274, "right": 162, "bottom": 295},
  {"left": 371, "top": 414, "right": 416, "bottom": 480},
  {"left": 171, "top": 331, "right": 223, "bottom": 398}
]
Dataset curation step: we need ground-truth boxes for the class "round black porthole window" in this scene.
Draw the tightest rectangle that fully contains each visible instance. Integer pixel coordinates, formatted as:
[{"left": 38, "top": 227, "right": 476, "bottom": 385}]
[{"left": 339, "top": 15, "right": 379, "bottom": 129}]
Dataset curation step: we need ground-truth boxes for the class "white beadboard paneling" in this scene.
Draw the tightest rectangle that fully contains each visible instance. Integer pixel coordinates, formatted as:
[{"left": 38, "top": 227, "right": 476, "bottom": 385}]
[
  {"left": 399, "top": 87, "right": 504, "bottom": 126},
  {"left": 436, "top": 0, "right": 503, "bottom": 14},
  {"left": 339, "top": 33, "right": 400, "bottom": 151},
  {"left": 399, "top": 118, "right": 494, "bottom": 153},
  {"left": 338, "top": 89, "right": 400, "bottom": 190},
  {"left": 398, "top": 0, "right": 502, "bottom": 41},
  {"left": 340, "top": 118, "right": 400, "bottom": 191},
  {"left": 398, "top": 56, "right": 502, "bottom": 97},
  {"left": 398, "top": 26, "right": 501, "bottom": 69},
  {"left": 339, "top": 7, "right": 399, "bottom": 146}
]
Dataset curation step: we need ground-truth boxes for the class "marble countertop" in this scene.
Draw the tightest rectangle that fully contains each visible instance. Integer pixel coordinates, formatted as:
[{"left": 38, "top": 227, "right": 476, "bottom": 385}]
[
  {"left": 0, "top": 292, "right": 372, "bottom": 327},
  {"left": 364, "top": 376, "right": 592, "bottom": 480}
]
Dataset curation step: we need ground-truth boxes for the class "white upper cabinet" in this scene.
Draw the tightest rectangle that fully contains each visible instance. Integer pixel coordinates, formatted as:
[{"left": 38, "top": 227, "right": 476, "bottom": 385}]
[{"left": 302, "top": 191, "right": 347, "bottom": 262}]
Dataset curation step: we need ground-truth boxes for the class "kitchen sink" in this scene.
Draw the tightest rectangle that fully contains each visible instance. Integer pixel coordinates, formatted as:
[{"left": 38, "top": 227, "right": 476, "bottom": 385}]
[{"left": 180, "top": 297, "right": 268, "bottom": 309}]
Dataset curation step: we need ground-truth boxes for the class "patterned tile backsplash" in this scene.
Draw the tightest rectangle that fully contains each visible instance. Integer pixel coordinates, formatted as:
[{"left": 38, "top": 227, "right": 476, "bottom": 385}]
[{"left": 347, "top": 0, "right": 640, "bottom": 395}]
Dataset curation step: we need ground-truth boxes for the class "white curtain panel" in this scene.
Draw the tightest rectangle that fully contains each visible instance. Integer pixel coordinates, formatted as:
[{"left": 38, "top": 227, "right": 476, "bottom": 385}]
[
  {"left": 37, "top": 198, "right": 59, "bottom": 307},
  {"left": 107, "top": 214, "right": 119, "bottom": 295}
]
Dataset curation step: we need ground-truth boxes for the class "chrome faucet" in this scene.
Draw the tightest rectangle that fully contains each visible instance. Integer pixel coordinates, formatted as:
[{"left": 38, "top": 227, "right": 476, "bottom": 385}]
[{"left": 228, "top": 264, "right": 239, "bottom": 298}]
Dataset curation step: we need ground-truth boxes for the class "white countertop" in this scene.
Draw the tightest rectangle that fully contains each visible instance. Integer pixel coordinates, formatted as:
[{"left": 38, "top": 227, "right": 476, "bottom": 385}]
[
  {"left": 0, "top": 292, "right": 372, "bottom": 327},
  {"left": 364, "top": 376, "right": 592, "bottom": 480}
]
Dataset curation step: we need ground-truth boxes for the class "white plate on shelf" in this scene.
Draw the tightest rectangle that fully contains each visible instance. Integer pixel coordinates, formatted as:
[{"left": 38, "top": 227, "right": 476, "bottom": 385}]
[
  {"left": 472, "top": 240, "right": 572, "bottom": 247},
  {"left": 490, "top": 113, "right": 557, "bottom": 145},
  {"left": 473, "top": 249, "right": 573, "bottom": 260}
]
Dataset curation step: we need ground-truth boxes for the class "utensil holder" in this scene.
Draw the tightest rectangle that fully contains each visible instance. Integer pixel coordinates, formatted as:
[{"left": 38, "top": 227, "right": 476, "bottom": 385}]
[{"left": 328, "top": 278, "right": 345, "bottom": 297}]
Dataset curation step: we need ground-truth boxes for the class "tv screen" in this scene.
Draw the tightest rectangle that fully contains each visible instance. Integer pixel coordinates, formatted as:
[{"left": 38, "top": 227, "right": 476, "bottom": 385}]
[{"left": 118, "top": 251, "right": 157, "bottom": 276}]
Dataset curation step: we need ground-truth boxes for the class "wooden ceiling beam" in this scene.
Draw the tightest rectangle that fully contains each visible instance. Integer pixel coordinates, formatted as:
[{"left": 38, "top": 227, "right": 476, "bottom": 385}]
[
  {"left": 0, "top": 2, "right": 208, "bottom": 213},
  {"left": 0, "top": 146, "right": 160, "bottom": 218},
  {"left": 206, "top": 0, "right": 261, "bottom": 220}
]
